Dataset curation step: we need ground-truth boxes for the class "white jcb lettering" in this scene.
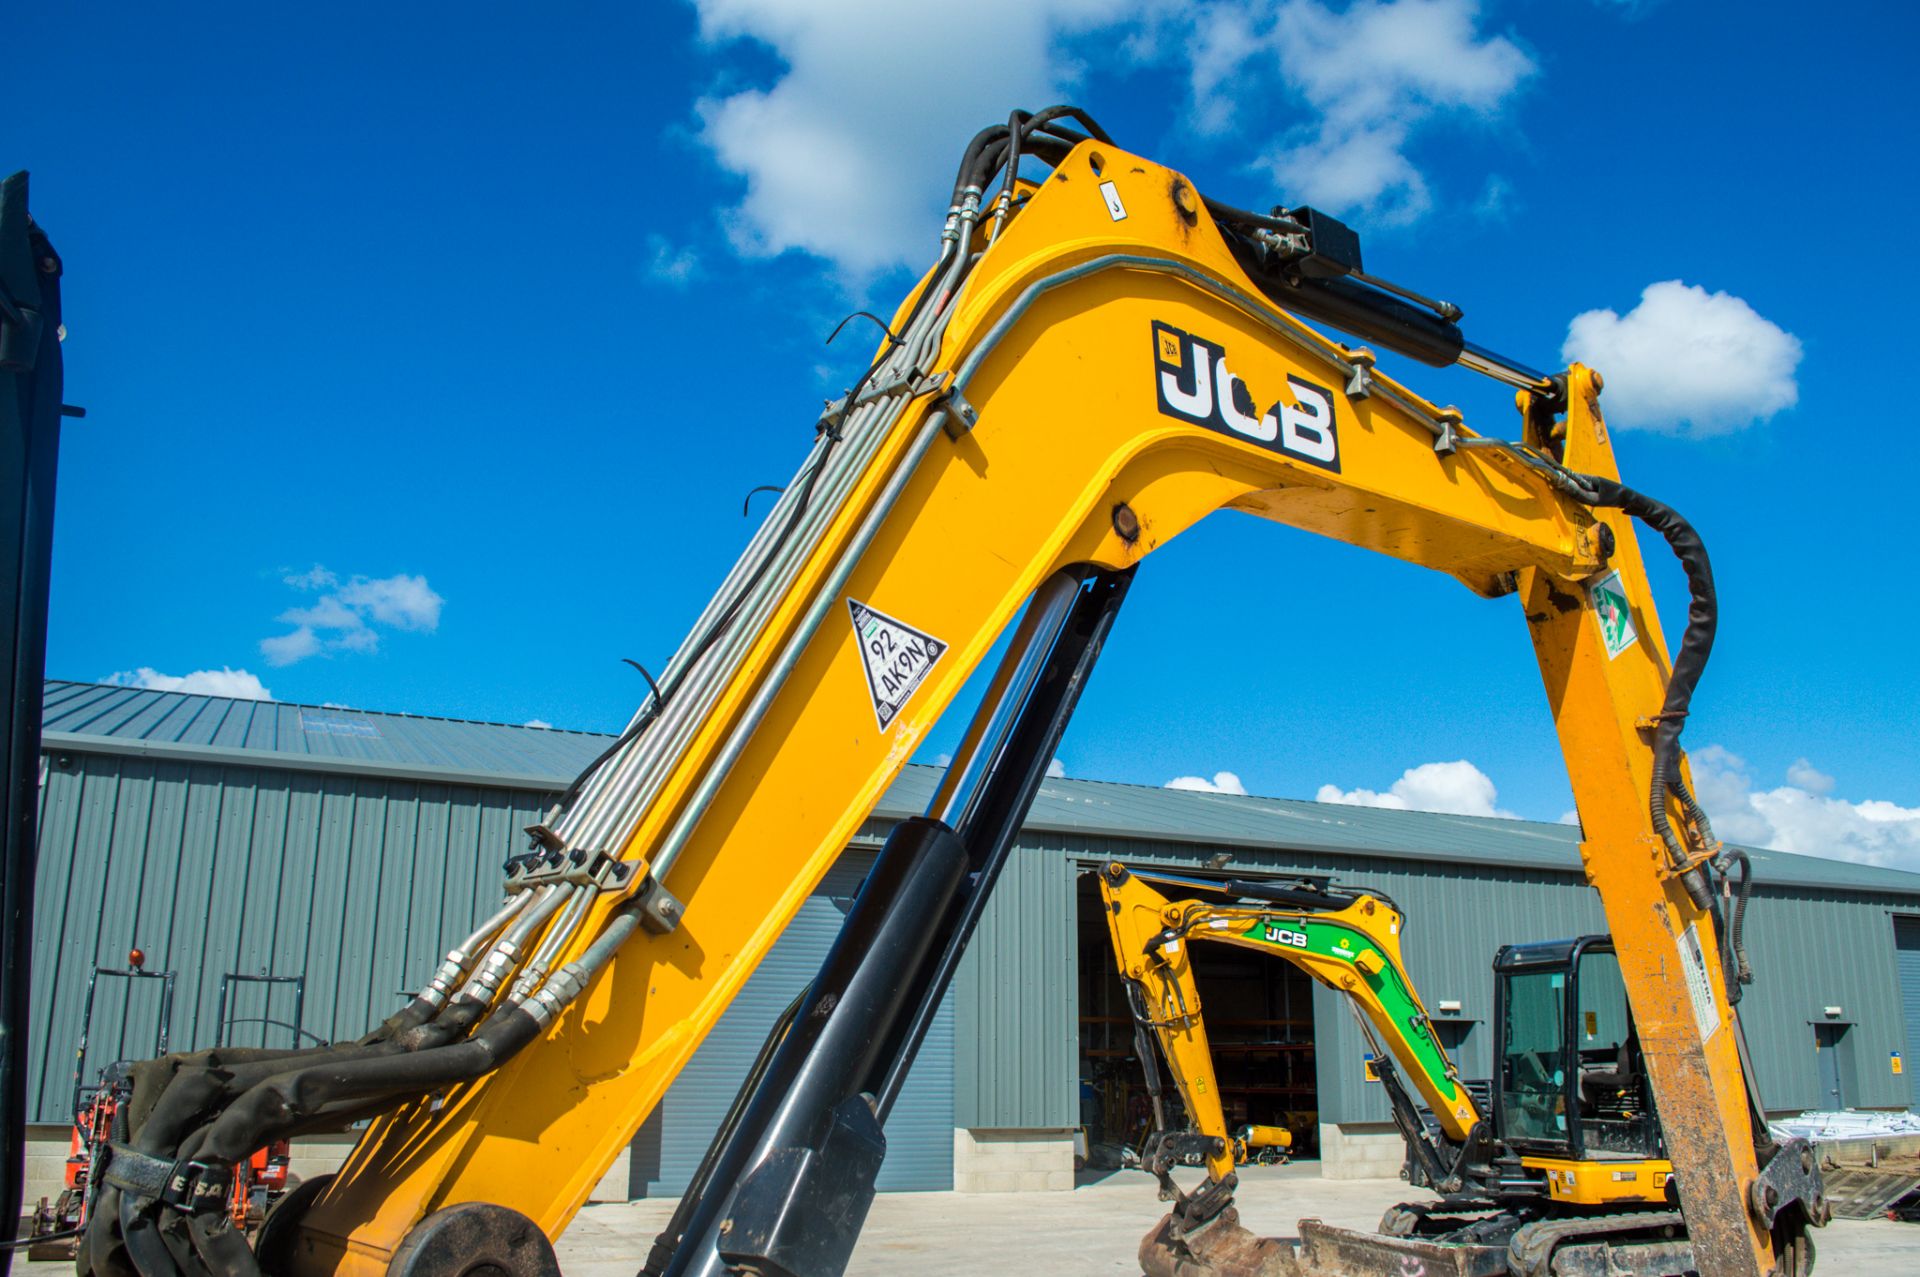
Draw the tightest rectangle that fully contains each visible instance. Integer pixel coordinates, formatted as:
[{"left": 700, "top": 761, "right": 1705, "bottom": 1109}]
[
  {"left": 1217, "top": 360, "right": 1277, "bottom": 442},
  {"left": 1278, "top": 378, "right": 1337, "bottom": 464},
  {"left": 1160, "top": 343, "right": 1213, "bottom": 419},
  {"left": 1152, "top": 321, "right": 1341, "bottom": 472}
]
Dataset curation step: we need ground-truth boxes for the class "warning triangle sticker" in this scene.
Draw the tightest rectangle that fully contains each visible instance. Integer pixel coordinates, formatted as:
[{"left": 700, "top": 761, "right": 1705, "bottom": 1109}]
[{"left": 847, "top": 598, "right": 949, "bottom": 732}]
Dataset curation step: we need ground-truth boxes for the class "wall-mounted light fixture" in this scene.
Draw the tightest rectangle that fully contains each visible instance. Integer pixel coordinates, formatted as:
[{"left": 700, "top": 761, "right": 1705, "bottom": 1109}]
[
  {"left": 1437, "top": 999, "right": 1463, "bottom": 1015},
  {"left": 1823, "top": 1006, "right": 1844, "bottom": 1019}
]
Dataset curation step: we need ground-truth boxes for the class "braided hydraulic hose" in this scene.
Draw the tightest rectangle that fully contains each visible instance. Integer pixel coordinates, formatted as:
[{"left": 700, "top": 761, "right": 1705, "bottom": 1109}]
[{"left": 1575, "top": 475, "right": 1721, "bottom": 910}]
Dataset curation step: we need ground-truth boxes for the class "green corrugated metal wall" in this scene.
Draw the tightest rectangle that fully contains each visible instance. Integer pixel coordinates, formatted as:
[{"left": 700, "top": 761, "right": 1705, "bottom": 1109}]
[
  {"left": 954, "top": 846, "right": 1078, "bottom": 1128},
  {"left": 33, "top": 718, "right": 1920, "bottom": 1152},
  {"left": 948, "top": 831, "right": 1920, "bottom": 1133},
  {"left": 30, "top": 748, "right": 958, "bottom": 1195},
  {"left": 1731, "top": 890, "right": 1916, "bottom": 1112},
  {"left": 29, "top": 751, "right": 544, "bottom": 1122}
]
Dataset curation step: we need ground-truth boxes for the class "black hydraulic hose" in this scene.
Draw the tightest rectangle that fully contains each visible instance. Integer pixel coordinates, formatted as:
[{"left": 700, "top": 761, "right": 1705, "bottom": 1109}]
[
  {"left": 1122, "top": 980, "right": 1170, "bottom": 1133},
  {"left": 121, "top": 996, "right": 456, "bottom": 1156},
  {"left": 185, "top": 1209, "right": 257, "bottom": 1277},
  {"left": 356, "top": 993, "right": 440, "bottom": 1044},
  {"left": 992, "top": 108, "right": 1029, "bottom": 231},
  {"left": 1201, "top": 196, "right": 1309, "bottom": 237},
  {"left": 1021, "top": 104, "right": 1112, "bottom": 144},
  {"left": 958, "top": 105, "right": 1111, "bottom": 203},
  {"left": 1578, "top": 475, "right": 1719, "bottom": 908},
  {"left": 117, "top": 1193, "right": 182, "bottom": 1277},
  {"left": 109, "top": 1069, "right": 228, "bottom": 1277},
  {"left": 127, "top": 1036, "right": 416, "bottom": 1163},
  {"left": 949, "top": 123, "right": 1008, "bottom": 202},
  {"left": 1721, "top": 847, "right": 1754, "bottom": 1000},
  {"left": 197, "top": 1005, "right": 546, "bottom": 1163}
]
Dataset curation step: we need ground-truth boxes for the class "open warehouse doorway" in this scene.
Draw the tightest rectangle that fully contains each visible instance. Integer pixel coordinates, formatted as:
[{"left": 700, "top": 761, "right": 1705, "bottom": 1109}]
[{"left": 1074, "top": 868, "right": 1320, "bottom": 1170}]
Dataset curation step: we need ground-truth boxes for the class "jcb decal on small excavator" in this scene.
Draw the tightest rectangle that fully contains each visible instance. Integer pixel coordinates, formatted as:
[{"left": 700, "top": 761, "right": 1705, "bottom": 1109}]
[{"left": 1151, "top": 320, "right": 1341, "bottom": 471}]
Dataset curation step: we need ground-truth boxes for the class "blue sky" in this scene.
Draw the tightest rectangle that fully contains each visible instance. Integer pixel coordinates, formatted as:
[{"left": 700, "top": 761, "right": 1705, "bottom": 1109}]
[{"left": 10, "top": 1, "right": 1918, "bottom": 869}]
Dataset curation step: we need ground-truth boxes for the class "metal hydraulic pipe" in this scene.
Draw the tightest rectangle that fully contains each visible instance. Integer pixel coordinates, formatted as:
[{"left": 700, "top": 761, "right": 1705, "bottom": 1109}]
[
  {"left": 556, "top": 235, "right": 975, "bottom": 860},
  {"left": 562, "top": 351, "right": 931, "bottom": 853},
  {"left": 452, "top": 884, "right": 571, "bottom": 1009},
  {"left": 559, "top": 242, "right": 973, "bottom": 856},
  {"left": 506, "top": 887, "right": 595, "bottom": 1004},
  {"left": 553, "top": 430, "right": 842, "bottom": 844},
  {"left": 560, "top": 393, "right": 903, "bottom": 851},
  {"left": 558, "top": 235, "right": 966, "bottom": 832},
  {"left": 644, "top": 405, "right": 954, "bottom": 889},
  {"left": 418, "top": 891, "right": 532, "bottom": 1010}
]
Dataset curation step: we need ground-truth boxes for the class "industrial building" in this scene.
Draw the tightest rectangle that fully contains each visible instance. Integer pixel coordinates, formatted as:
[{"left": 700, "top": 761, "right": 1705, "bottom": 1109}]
[{"left": 26, "top": 679, "right": 1920, "bottom": 1205}]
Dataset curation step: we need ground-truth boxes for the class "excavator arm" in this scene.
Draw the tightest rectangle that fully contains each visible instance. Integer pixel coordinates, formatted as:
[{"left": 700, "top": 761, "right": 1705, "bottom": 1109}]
[
  {"left": 86, "top": 109, "right": 1813, "bottom": 1277},
  {"left": 1096, "top": 864, "right": 1484, "bottom": 1202}
]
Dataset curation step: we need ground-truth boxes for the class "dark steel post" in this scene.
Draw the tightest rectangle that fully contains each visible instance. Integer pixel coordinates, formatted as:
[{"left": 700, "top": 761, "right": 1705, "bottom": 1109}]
[{"left": 0, "top": 169, "right": 63, "bottom": 1273}]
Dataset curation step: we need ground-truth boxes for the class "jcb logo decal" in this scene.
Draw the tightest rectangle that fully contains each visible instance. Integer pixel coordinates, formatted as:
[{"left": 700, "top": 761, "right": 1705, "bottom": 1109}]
[
  {"left": 1262, "top": 924, "right": 1309, "bottom": 949},
  {"left": 1152, "top": 321, "right": 1340, "bottom": 472}
]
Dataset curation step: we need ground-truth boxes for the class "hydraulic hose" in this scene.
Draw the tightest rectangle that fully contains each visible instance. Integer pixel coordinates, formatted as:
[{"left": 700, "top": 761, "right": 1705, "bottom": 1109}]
[
  {"left": 1577, "top": 475, "right": 1719, "bottom": 908},
  {"left": 192, "top": 903, "right": 644, "bottom": 1170},
  {"left": 1720, "top": 846, "right": 1755, "bottom": 1000}
]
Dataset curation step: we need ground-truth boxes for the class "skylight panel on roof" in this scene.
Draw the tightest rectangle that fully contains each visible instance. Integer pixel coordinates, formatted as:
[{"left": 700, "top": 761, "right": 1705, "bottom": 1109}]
[{"left": 299, "top": 712, "right": 380, "bottom": 739}]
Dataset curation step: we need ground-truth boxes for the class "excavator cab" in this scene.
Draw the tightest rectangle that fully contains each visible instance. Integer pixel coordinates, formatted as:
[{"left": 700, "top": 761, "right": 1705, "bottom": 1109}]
[{"left": 1494, "top": 937, "right": 1672, "bottom": 1205}]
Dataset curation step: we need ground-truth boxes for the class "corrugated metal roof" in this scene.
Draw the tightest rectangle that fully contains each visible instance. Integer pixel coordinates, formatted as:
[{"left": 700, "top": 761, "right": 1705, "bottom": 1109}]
[
  {"left": 41, "top": 680, "right": 611, "bottom": 788},
  {"left": 43, "top": 680, "right": 1920, "bottom": 897}
]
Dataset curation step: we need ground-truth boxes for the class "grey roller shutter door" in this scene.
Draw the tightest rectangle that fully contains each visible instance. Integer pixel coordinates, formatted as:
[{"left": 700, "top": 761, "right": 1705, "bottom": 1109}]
[
  {"left": 633, "top": 851, "right": 955, "bottom": 1196},
  {"left": 1896, "top": 915, "right": 1920, "bottom": 1111}
]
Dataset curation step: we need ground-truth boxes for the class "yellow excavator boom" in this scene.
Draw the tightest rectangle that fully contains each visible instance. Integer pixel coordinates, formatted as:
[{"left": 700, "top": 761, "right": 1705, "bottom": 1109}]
[
  {"left": 87, "top": 109, "right": 1816, "bottom": 1277},
  {"left": 1097, "top": 863, "right": 1479, "bottom": 1186}
]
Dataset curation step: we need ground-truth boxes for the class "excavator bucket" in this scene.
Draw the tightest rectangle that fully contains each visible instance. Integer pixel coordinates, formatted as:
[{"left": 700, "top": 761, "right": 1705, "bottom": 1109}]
[
  {"left": 1141, "top": 1208, "right": 1703, "bottom": 1277},
  {"left": 1139, "top": 1211, "right": 1504, "bottom": 1277}
]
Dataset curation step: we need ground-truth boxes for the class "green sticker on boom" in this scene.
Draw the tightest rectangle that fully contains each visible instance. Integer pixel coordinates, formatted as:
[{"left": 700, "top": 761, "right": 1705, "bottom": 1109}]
[{"left": 1589, "top": 570, "right": 1638, "bottom": 660}]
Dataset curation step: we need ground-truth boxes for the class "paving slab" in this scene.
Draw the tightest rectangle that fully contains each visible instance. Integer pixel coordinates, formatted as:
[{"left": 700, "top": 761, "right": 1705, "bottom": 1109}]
[
  {"left": 550, "top": 1162, "right": 1920, "bottom": 1276},
  {"left": 23, "top": 1164, "right": 1913, "bottom": 1273}
]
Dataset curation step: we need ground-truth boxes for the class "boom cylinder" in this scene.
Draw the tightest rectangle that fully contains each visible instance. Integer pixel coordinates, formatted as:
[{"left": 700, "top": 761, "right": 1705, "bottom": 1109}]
[{"left": 661, "top": 567, "right": 1133, "bottom": 1277}]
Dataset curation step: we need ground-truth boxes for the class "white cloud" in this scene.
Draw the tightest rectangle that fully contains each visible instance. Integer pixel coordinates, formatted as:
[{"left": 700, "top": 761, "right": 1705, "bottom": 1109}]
[
  {"left": 1046, "top": 757, "right": 1067, "bottom": 779},
  {"left": 1786, "top": 757, "right": 1835, "bottom": 795},
  {"left": 1688, "top": 745, "right": 1920, "bottom": 874},
  {"left": 281, "top": 594, "right": 364, "bottom": 632},
  {"left": 1472, "top": 173, "right": 1514, "bottom": 222},
  {"left": 260, "top": 627, "right": 321, "bottom": 667},
  {"left": 1214, "top": 1, "right": 1535, "bottom": 223},
  {"left": 262, "top": 568, "right": 444, "bottom": 665},
  {"left": 691, "top": 0, "right": 1137, "bottom": 279},
  {"left": 643, "top": 234, "right": 702, "bottom": 287},
  {"left": 688, "top": 0, "right": 1532, "bottom": 277},
  {"left": 1562, "top": 281, "right": 1802, "bottom": 435},
  {"left": 1166, "top": 770, "right": 1248, "bottom": 795},
  {"left": 1316, "top": 759, "right": 1517, "bottom": 819},
  {"left": 335, "top": 574, "right": 443, "bottom": 631},
  {"left": 283, "top": 564, "right": 337, "bottom": 590},
  {"left": 107, "top": 666, "right": 273, "bottom": 701},
  {"left": 523, "top": 718, "right": 554, "bottom": 730}
]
